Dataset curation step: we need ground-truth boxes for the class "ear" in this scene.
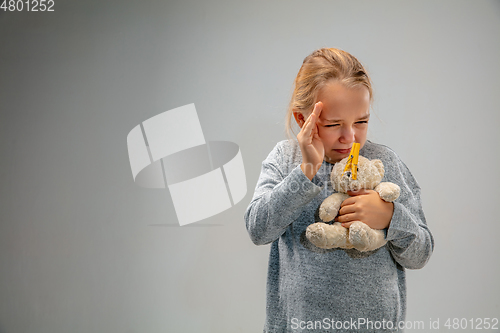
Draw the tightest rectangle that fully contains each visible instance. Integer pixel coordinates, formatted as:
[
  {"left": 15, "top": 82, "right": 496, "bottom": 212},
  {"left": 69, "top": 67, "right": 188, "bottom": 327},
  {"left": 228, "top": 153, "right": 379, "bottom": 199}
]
[
  {"left": 293, "top": 112, "right": 305, "bottom": 128},
  {"left": 372, "top": 159, "right": 385, "bottom": 177}
]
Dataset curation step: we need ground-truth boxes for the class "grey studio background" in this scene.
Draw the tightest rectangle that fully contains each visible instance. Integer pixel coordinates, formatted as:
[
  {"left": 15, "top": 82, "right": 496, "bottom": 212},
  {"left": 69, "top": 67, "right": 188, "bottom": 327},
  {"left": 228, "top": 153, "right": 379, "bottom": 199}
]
[{"left": 1, "top": 0, "right": 499, "bottom": 332}]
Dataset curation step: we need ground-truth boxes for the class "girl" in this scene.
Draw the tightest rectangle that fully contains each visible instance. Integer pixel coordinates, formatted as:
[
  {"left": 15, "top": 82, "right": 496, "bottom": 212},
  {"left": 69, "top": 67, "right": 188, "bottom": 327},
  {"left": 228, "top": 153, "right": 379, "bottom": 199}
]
[{"left": 244, "top": 48, "right": 434, "bottom": 333}]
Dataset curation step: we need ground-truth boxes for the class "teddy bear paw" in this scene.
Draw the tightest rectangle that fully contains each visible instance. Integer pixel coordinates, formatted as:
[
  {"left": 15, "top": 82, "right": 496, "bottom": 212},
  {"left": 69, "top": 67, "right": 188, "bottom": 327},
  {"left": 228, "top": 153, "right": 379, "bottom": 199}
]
[
  {"left": 306, "top": 222, "right": 349, "bottom": 249},
  {"left": 306, "top": 223, "right": 329, "bottom": 249},
  {"left": 348, "top": 221, "right": 372, "bottom": 252},
  {"left": 319, "top": 206, "right": 337, "bottom": 222},
  {"left": 348, "top": 221, "right": 387, "bottom": 252}
]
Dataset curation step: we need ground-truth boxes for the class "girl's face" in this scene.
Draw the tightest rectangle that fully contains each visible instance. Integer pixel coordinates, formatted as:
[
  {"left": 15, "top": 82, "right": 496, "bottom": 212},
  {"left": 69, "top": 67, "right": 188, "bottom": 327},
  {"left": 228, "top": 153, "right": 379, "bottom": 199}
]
[{"left": 315, "top": 81, "right": 371, "bottom": 163}]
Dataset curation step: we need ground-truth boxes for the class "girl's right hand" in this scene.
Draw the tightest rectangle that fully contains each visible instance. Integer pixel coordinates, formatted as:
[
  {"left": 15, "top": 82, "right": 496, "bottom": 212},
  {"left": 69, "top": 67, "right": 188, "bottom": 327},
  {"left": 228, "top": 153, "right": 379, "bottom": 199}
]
[{"left": 297, "top": 102, "right": 325, "bottom": 180}]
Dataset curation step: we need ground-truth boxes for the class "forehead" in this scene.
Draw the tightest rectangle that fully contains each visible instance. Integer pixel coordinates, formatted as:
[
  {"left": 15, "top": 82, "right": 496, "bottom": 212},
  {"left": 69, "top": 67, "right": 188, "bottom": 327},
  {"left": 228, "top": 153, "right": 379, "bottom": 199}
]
[{"left": 316, "top": 81, "right": 370, "bottom": 119}]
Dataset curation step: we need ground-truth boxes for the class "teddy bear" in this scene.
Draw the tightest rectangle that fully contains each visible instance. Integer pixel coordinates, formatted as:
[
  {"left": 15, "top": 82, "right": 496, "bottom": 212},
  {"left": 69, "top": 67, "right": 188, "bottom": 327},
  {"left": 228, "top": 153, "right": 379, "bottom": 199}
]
[{"left": 305, "top": 146, "right": 400, "bottom": 252}]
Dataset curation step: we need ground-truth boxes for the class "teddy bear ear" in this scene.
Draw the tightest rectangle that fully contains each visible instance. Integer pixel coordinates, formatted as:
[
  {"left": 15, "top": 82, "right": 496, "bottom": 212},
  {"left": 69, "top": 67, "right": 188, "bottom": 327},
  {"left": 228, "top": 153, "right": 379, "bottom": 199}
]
[{"left": 372, "top": 159, "right": 385, "bottom": 176}]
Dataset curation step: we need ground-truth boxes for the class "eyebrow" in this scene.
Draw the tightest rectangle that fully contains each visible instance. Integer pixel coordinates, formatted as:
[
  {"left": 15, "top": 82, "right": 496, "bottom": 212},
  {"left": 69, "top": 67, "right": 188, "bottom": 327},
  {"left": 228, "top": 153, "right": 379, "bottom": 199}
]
[{"left": 322, "top": 114, "right": 370, "bottom": 123}]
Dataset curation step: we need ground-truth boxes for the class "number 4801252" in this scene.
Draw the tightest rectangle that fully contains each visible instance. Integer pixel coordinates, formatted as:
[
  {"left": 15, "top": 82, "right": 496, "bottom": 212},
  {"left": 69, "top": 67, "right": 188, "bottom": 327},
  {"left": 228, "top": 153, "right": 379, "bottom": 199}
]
[
  {"left": 444, "top": 318, "right": 499, "bottom": 330},
  {"left": 1, "top": 0, "right": 55, "bottom": 11}
]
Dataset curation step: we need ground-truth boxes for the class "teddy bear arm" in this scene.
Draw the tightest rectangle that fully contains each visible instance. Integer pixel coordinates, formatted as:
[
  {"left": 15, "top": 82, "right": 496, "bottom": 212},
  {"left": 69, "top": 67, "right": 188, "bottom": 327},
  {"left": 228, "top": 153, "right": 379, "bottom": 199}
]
[
  {"left": 374, "top": 182, "right": 401, "bottom": 202},
  {"left": 319, "top": 192, "right": 350, "bottom": 222}
]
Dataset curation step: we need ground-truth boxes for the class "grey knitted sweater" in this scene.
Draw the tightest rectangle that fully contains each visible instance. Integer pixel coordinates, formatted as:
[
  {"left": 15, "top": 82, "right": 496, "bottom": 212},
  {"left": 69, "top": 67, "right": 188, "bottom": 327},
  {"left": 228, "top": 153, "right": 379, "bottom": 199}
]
[{"left": 244, "top": 140, "right": 434, "bottom": 333}]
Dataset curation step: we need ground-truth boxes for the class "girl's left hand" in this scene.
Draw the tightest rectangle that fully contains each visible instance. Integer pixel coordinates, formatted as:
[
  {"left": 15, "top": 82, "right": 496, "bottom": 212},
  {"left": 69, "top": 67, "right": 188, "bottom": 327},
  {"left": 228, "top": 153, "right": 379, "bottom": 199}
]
[{"left": 335, "top": 189, "right": 394, "bottom": 230}]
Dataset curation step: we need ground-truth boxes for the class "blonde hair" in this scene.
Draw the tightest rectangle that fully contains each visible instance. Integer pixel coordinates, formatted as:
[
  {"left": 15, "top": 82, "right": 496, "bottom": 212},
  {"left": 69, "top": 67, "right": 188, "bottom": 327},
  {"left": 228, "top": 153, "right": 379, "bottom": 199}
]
[{"left": 285, "top": 48, "right": 373, "bottom": 138}]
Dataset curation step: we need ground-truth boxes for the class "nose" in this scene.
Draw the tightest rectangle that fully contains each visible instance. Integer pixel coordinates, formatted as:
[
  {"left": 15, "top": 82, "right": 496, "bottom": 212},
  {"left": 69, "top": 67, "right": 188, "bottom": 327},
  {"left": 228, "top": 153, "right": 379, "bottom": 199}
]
[{"left": 339, "top": 125, "right": 355, "bottom": 144}]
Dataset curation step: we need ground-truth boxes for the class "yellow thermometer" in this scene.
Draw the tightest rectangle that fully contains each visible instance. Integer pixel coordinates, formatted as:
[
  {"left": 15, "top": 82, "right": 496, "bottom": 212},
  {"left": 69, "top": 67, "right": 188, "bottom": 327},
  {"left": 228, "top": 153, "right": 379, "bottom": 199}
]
[{"left": 342, "top": 143, "right": 360, "bottom": 180}]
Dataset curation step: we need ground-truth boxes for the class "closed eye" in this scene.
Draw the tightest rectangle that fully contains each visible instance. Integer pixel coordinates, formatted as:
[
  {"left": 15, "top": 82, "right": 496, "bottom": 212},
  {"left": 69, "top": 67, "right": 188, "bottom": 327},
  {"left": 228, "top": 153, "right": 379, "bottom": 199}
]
[{"left": 323, "top": 120, "right": 368, "bottom": 127}]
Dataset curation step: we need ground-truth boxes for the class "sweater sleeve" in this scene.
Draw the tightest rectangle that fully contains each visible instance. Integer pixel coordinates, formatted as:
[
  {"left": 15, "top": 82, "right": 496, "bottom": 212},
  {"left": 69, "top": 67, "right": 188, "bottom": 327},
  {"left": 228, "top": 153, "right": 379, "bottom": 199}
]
[
  {"left": 244, "top": 143, "right": 322, "bottom": 245},
  {"left": 385, "top": 156, "right": 434, "bottom": 269}
]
